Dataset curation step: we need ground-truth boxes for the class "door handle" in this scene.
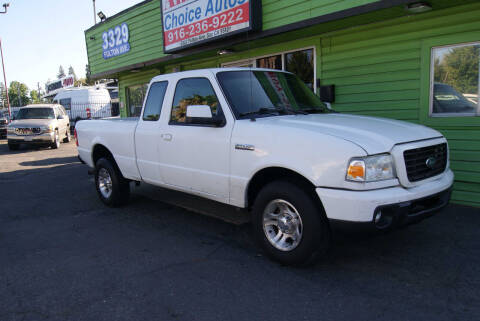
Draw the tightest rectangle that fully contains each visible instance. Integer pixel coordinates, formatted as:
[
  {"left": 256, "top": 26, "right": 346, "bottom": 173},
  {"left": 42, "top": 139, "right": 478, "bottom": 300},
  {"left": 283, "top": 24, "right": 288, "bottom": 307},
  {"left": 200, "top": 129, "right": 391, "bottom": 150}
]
[{"left": 161, "top": 133, "right": 173, "bottom": 141}]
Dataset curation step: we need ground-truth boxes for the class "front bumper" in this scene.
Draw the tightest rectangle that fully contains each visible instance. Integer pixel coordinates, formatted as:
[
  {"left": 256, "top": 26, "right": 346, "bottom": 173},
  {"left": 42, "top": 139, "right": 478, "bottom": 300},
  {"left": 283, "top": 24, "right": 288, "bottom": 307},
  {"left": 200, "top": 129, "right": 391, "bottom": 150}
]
[
  {"left": 316, "top": 169, "right": 454, "bottom": 229},
  {"left": 7, "top": 132, "right": 55, "bottom": 144}
]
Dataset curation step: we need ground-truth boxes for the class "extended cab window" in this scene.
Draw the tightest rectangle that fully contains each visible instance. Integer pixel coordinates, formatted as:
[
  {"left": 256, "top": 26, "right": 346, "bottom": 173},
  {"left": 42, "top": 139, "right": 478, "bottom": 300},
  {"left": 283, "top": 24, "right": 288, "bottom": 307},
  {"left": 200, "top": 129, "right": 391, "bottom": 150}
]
[
  {"left": 143, "top": 81, "right": 168, "bottom": 121},
  {"left": 170, "top": 78, "right": 221, "bottom": 124}
]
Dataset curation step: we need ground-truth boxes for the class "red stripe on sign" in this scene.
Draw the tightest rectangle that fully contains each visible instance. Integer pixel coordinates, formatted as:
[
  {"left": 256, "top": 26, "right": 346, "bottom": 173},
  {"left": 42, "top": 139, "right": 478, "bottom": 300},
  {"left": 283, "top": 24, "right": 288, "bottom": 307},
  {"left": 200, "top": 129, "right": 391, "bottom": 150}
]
[{"left": 164, "top": 2, "right": 250, "bottom": 47}]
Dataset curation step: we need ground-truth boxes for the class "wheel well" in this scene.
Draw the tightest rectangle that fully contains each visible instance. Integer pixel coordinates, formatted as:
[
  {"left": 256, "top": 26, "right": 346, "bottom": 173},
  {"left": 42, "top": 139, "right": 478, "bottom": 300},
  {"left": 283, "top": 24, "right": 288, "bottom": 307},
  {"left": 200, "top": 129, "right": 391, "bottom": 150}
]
[
  {"left": 92, "top": 144, "right": 115, "bottom": 167},
  {"left": 246, "top": 167, "right": 319, "bottom": 209}
]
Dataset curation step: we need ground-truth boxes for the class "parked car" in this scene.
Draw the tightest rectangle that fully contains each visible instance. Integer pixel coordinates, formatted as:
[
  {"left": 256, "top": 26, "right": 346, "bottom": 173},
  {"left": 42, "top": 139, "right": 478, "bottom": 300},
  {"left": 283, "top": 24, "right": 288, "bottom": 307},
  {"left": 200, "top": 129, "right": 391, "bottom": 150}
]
[
  {"left": 76, "top": 68, "right": 454, "bottom": 266},
  {"left": 53, "top": 86, "right": 112, "bottom": 125},
  {"left": 7, "top": 104, "right": 71, "bottom": 150}
]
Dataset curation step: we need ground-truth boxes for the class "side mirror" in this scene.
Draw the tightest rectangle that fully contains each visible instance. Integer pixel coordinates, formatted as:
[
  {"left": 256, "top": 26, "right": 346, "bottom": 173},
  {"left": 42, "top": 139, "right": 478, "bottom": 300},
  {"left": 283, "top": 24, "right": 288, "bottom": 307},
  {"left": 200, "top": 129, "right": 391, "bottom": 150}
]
[
  {"left": 186, "top": 105, "right": 212, "bottom": 118},
  {"left": 57, "top": 114, "right": 64, "bottom": 120},
  {"left": 186, "top": 105, "right": 224, "bottom": 127}
]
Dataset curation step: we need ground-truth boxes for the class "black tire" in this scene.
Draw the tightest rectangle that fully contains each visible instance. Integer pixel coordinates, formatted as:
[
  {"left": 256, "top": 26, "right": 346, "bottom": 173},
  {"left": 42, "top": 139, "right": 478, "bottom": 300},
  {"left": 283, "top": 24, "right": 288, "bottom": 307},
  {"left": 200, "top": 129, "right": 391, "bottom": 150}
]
[
  {"left": 252, "top": 180, "right": 331, "bottom": 266},
  {"left": 51, "top": 130, "right": 60, "bottom": 149},
  {"left": 95, "top": 157, "right": 130, "bottom": 207},
  {"left": 63, "top": 128, "right": 71, "bottom": 143},
  {"left": 8, "top": 141, "right": 20, "bottom": 150}
]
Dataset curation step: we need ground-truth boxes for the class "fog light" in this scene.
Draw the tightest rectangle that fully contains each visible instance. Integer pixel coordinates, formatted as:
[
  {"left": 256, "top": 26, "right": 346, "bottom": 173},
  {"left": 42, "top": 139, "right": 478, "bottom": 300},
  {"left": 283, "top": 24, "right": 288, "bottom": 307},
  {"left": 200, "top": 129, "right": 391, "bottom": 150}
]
[{"left": 374, "top": 209, "right": 394, "bottom": 229}]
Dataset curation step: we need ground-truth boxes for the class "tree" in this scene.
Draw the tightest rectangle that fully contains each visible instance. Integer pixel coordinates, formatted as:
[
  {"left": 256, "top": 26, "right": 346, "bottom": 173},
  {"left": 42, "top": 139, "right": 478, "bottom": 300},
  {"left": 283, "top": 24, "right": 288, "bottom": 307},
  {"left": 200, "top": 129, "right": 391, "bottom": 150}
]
[
  {"left": 68, "top": 65, "right": 77, "bottom": 81},
  {"left": 57, "top": 65, "right": 66, "bottom": 79},
  {"left": 8, "top": 81, "right": 30, "bottom": 107},
  {"left": 30, "top": 90, "right": 41, "bottom": 103}
]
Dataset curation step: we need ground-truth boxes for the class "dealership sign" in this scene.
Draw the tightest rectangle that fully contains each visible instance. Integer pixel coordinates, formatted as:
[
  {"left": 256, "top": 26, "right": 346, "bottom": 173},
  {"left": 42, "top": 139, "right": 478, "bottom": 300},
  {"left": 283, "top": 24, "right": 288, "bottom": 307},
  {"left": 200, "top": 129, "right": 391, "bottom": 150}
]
[
  {"left": 161, "top": 0, "right": 260, "bottom": 53},
  {"left": 102, "top": 23, "right": 130, "bottom": 59},
  {"left": 46, "top": 76, "right": 75, "bottom": 94}
]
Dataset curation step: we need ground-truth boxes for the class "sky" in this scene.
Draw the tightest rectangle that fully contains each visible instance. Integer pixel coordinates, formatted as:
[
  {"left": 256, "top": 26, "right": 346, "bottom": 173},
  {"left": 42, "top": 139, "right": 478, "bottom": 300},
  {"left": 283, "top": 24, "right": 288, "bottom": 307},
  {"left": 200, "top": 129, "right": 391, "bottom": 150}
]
[{"left": 0, "top": 0, "right": 142, "bottom": 92}]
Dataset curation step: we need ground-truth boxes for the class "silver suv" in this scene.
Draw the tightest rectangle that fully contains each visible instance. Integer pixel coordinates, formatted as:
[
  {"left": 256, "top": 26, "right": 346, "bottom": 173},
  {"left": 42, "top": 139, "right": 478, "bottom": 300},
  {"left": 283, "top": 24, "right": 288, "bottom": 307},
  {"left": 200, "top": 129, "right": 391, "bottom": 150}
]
[{"left": 7, "top": 104, "right": 71, "bottom": 150}]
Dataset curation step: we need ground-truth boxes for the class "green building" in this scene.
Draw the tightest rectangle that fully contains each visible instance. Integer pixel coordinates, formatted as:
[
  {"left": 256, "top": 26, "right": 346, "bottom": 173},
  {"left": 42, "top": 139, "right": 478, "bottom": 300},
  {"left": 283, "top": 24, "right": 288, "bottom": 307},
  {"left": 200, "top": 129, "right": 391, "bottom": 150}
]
[{"left": 85, "top": 0, "right": 480, "bottom": 207}]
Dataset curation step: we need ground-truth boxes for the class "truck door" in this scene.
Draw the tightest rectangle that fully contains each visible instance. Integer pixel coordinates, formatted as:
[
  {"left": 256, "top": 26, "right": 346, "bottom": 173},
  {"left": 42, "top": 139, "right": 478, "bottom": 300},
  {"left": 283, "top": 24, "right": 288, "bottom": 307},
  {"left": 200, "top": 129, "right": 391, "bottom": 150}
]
[
  {"left": 158, "top": 73, "right": 234, "bottom": 202},
  {"left": 134, "top": 81, "right": 169, "bottom": 185}
]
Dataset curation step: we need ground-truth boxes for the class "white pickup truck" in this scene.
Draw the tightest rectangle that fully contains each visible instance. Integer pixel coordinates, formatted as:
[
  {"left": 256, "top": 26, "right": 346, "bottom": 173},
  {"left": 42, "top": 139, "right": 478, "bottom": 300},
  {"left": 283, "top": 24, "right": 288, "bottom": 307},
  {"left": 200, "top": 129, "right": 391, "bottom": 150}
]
[{"left": 76, "top": 68, "right": 453, "bottom": 265}]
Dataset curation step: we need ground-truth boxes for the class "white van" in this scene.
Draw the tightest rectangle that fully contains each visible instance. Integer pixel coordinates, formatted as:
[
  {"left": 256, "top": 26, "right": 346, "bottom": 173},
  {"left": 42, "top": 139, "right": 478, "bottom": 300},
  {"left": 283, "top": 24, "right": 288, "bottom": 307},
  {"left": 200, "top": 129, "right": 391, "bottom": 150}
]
[{"left": 53, "top": 87, "right": 112, "bottom": 124}]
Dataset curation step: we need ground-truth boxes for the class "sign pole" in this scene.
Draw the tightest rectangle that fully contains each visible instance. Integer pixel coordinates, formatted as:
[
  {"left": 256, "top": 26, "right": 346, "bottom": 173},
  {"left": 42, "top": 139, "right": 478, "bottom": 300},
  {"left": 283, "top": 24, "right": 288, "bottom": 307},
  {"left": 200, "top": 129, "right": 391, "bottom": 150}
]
[{"left": 0, "top": 38, "right": 11, "bottom": 117}]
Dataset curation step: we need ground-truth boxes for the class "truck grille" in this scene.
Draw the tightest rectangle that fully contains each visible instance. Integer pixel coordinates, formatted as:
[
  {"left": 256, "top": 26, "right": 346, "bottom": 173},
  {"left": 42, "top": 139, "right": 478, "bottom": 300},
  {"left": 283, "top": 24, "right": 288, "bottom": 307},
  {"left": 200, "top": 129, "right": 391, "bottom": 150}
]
[
  {"left": 403, "top": 143, "right": 447, "bottom": 182},
  {"left": 15, "top": 127, "right": 41, "bottom": 135}
]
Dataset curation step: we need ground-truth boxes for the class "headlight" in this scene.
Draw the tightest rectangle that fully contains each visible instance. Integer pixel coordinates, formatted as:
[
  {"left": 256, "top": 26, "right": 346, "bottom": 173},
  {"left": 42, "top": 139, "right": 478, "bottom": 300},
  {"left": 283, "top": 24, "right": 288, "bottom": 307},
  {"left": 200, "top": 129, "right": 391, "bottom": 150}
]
[
  {"left": 7, "top": 126, "right": 15, "bottom": 134},
  {"left": 346, "top": 154, "right": 395, "bottom": 182},
  {"left": 41, "top": 125, "right": 54, "bottom": 133}
]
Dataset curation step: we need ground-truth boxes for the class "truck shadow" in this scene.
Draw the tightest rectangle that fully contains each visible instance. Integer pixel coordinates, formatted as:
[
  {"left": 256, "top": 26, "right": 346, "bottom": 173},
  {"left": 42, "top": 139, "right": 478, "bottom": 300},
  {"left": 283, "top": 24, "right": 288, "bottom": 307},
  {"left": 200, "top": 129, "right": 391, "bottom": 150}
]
[{"left": 18, "top": 156, "right": 80, "bottom": 167}]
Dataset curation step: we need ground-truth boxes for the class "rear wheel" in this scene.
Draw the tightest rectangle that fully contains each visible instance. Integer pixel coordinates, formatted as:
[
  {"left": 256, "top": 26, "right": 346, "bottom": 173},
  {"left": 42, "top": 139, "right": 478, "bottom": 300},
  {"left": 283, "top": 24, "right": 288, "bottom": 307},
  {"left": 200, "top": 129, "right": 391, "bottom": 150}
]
[
  {"left": 51, "top": 130, "right": 60, "bottom": 149},
  {"left": 8, "top": 141, "right": 19, "bottom": 150},
  {"left": 252, "top": 181, "right": 331, "bottom": 266},
  {"left": 95, "top": 157, "right": 130, "bottom": 207}
]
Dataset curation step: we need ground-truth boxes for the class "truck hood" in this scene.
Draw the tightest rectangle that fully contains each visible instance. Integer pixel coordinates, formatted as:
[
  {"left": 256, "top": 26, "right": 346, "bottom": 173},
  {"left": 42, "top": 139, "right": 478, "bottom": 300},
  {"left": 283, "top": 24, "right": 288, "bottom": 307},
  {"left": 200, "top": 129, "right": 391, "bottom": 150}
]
[
  {"left": 10, "top": 119, "right": 55, "bottom": 127},
  {"left": 258, "top": 113, "right": 443, "bottom": 154}
]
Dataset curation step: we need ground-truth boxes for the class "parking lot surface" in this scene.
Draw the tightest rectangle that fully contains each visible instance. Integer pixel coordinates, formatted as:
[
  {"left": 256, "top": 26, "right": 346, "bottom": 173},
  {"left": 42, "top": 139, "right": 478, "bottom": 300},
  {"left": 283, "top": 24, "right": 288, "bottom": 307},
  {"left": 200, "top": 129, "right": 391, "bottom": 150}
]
[{"left": 0, "top": 140, "right": 479, "bottom": 321}]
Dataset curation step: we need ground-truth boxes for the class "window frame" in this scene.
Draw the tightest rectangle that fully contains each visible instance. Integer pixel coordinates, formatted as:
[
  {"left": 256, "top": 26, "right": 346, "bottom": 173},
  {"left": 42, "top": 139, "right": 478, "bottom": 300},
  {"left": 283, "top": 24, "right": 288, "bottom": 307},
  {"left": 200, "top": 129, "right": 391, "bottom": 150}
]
[
  {"left": 141, "top": 81, "right": 169, "bottom": 122},
  {"left": 168, "top": 77, "right": 226, "bottom": 127},
  {"left": 429, "top": 41, "right": 480, "bottom": 118},
  {"left": 221, "top": 46, "right": 317, "bottom": 93},
  {"left": 420, "top": 31, "right": 480, "bottom": 127}
]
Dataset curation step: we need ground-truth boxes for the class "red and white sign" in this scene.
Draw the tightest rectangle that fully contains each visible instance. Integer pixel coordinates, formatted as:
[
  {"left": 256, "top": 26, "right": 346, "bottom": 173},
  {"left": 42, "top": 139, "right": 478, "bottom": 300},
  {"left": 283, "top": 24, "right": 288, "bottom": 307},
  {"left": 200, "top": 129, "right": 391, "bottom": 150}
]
[{"left": 161, "top": 0, "right": 253, "bottom": 52}]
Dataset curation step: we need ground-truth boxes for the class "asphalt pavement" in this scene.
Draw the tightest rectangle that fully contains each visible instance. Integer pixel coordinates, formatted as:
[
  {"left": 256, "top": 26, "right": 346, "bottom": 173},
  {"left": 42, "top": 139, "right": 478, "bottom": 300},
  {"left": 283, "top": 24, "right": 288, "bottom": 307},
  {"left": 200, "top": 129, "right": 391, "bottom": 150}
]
[{"left": 0, "top": 139, "right": 479, "bottom": 321}]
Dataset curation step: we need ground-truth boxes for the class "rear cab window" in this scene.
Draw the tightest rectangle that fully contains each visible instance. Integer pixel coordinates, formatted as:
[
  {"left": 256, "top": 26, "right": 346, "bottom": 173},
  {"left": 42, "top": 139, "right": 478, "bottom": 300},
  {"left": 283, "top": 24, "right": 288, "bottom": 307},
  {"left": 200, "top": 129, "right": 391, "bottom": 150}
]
[{"left": 142, "top": 81, "right": 168, "bottom": 121}]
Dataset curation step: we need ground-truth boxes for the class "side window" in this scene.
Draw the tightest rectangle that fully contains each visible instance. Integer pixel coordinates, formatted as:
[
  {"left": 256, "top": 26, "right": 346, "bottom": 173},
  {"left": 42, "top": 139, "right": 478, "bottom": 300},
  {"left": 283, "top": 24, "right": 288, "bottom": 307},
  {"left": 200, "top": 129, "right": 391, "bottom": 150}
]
[
  {"left": 59, "top": 98, "right": 72, "bottom": 111},
  {"left": 170, "top": 78, "right": 222, "bottom": 124},
  {"left": 142, "top": 81, "right": 168, "bottom": 121}
]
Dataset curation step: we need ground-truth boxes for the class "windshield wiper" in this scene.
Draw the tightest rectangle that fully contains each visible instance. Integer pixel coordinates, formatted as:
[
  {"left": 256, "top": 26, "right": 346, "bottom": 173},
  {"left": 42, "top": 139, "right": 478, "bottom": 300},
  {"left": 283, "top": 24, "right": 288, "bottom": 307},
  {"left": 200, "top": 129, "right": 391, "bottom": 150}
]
[{"left": 238, "top": 107, "right": 280, "bottom": 119}]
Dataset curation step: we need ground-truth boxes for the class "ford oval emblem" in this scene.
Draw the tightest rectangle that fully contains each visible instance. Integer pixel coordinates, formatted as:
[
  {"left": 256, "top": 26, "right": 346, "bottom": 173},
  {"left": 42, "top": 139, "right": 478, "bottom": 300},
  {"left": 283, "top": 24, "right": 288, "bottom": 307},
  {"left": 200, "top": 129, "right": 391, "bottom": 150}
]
[{"left": 425, "top": 157, "right": 437, "bottom": 169}]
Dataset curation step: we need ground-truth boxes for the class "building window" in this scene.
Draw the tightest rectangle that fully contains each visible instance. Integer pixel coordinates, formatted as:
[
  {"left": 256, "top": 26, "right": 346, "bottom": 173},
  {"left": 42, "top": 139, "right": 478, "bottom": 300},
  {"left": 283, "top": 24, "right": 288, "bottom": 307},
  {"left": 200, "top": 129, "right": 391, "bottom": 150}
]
[
  {"left": 222, "top": 47, "right": 316, "bottom": 92},
  {"left": 170, "top": 78, "right": 221, "bottom": 124},
  {"left": 285, "top": 49, "right": 314, "bottom": 91},
  {"left": 257, "top": 55, "right": 282, "bottom": 70},
  {"left": 126, "top": 84, "right": 148, "bottom": 117},
  {"left": 431, "top": 42, "right": 480, "bottom": 116}
]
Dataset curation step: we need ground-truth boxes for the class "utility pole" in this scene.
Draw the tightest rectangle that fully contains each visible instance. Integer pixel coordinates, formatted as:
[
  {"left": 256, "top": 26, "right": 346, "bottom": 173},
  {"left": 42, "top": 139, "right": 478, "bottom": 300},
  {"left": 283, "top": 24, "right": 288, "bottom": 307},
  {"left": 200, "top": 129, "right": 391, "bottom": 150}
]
[
  {"left": 0, "top": 38, "right": 10, "bottom": 117},
  {"left": 93, "top": 0, "right": 97, "bottom": 24},
  {"left": 37, "top": 82, "right": 41, "bottom": 103}
]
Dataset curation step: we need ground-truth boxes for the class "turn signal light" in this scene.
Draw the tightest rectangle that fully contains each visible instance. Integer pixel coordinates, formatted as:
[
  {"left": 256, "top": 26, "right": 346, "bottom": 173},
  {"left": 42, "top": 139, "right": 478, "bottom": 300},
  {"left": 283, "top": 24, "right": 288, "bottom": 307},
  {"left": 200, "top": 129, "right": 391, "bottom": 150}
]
[{"left": 347, "top": 160, "right": 365, "bottom": 181}]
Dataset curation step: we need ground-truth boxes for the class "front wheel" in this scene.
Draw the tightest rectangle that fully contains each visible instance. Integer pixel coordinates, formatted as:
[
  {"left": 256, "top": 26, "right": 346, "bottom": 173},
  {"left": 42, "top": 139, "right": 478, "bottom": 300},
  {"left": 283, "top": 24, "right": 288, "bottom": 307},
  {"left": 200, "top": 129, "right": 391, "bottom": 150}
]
[
  {"left": 95, "top": 157, "right": 130, "bottom": 207},
  {"left": 252, "top": 181, "right": 331, "bottom": 266},
  {"left": 51, "top": 130, "right": 60, "bottom": 149}
]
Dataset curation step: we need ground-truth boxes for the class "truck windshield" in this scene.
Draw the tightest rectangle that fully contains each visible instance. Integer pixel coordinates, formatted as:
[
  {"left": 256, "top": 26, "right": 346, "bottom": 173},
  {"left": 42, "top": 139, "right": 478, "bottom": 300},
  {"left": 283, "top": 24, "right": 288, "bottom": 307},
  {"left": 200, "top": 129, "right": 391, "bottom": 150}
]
[
  {"left": 217, "top": 70, "right": 329, "bottom": 119},
  {"left": 15, "top": 108, "right": 55, "bottom": 120}
]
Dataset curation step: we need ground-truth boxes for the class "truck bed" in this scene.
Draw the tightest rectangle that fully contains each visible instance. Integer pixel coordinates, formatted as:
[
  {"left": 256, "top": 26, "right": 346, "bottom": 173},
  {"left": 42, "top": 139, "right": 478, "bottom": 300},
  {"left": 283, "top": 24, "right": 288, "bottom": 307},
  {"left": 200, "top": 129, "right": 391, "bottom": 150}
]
[{"left": 76, "top": 119, "right": 140, "bottom": 180}]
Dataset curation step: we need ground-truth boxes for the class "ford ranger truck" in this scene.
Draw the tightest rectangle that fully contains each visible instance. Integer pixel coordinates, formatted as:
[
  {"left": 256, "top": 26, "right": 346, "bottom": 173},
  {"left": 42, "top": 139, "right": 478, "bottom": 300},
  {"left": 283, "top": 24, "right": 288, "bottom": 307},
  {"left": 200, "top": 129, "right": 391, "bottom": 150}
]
[{"left": 76, "top": 68, "right": 453, "bottom": 266}]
